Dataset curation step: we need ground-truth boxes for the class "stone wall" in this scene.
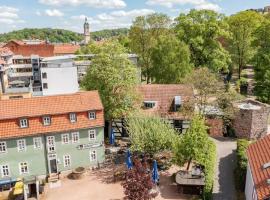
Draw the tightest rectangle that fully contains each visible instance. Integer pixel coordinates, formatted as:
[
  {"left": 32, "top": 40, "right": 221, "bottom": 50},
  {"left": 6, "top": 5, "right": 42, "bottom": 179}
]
[{"left": 233, "top": 99, "right": 270, "bottom": 140}]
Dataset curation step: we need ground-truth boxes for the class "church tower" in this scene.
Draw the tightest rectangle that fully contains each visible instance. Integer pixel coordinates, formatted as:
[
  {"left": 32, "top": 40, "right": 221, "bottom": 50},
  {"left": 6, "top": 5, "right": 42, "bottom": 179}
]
[{"left": 84, "top": 17, "right": 90, "bottom": 44}]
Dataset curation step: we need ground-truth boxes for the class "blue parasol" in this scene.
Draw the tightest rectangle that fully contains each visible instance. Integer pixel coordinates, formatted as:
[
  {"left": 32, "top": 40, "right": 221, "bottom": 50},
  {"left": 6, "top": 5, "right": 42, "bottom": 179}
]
[
  {"left": 109, "top": 128, "right": 115, "bottom": 145},
  {"left": 126, "top": 150, "right": 133, "bottom": 169},
  {"left": 152, "top": 160, "right": 159, "bottom": 184}
]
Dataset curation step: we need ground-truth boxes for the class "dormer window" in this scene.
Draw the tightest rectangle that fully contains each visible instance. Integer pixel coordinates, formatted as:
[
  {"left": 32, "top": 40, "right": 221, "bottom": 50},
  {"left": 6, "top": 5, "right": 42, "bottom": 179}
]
[
  {"left": 43, "top": 116, "right": 51, "bottom": 126},
  {"left": 88, "top": 111, "right": 96, "bottom": 120},
  {"left": 174, "top": 96, "right": 182, "bottom": 111},
  {"left": 19, "top": 118, "right": 28, "bottom": 128},
  {"left": 70, "top": 113, "right": 77, "bottom": 123},
  {"left": 144, "top": 101, "right": 156, "bottom": 109}
]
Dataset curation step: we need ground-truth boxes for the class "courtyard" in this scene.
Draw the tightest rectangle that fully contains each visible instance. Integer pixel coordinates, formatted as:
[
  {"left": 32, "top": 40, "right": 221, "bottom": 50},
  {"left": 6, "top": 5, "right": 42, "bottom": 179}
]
[{"left": 45, "top": 165, "right": 195, "bottom": 200}]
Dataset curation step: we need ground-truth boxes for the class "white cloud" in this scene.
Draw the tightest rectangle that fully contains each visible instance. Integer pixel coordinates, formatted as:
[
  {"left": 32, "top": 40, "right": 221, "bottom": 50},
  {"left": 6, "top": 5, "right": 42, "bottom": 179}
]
[
  {"left": 39, "top": 0, "right": 126, "bottom": 9},
  {"left": 45, "top": 9, "right": 64, "bottom": 17},
  {"left": 69, "top": 9, "right": 155, "bottom": 32},
  {"left": 0, "top": 6, "right": 23, "bottom": 25},
  {"left": 146, "top": 0, "right": 221, "bottom": 11},
  {"left": 195, "top": 2, "right": 221, "bottom": 11}
]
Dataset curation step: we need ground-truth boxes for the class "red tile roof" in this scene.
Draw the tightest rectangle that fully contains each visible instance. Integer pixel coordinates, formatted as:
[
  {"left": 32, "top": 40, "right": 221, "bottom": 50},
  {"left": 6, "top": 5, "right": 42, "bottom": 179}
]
[
  {"left": 0, "top": 91, "right": 104, "bottom": 139},
  {"left": 247, "top": 135, "right": 270, "bottom": 200},
  {"left": 0, "top": 91, "right": 103, "bottom": 120},
  {"left": 4, "top": 41, "right": 80, "bottom": 57},
  {"left": 4, "top": 41, "right": 54, "bottom": 57},
  {"left": 53, "top": 44, "right": 80, "bottom": 55},
  {"left": 137, "top": 84, "right": 194, "bottom": 119},
  {"left": 0, "top": 47, "right": 13, "bottom": 57}
]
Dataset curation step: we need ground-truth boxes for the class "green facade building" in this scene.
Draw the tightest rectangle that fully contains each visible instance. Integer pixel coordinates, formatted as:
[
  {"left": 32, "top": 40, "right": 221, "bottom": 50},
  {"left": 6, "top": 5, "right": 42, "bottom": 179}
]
[{"left": 0, "top": 91, "right": 105, "bottom": 198}]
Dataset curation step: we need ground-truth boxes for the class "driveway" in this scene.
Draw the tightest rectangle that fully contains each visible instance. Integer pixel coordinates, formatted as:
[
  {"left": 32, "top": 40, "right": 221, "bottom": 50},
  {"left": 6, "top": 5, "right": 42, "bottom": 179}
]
[{"left": 212, "top": 137, "right": 237, "bottom": 200}]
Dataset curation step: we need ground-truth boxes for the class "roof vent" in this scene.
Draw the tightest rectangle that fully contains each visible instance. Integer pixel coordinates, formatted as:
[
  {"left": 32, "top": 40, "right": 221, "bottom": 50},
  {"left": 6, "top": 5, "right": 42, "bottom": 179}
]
[
  {"left": 267, "top": 179, "right": 270, "bottom": 185},
  {"left": 263, "top": 162, "right": 270, "bottom": 169}
]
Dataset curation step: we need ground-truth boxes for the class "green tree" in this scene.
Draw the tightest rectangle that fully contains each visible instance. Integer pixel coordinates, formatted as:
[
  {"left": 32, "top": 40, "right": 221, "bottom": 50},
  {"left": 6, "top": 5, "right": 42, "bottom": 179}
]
[
  {"left": 126, "top": 113, "right": 179, "bottom": 155},
  {"left": 151, "top": 34, "right": 193, "bottom": 83},
  {"left": 81, "top": 41, "right": 139, "bottom": 122},
  {"left": 227, "top": 11, "right": 263, "bottom": 79},
  {"left": 129, "top": 13, "right": 171, "bottom": 83},
  {"left": 184, "top": 67, "right": 220, "bottom": 113},
  {"left": 173, "top": 115, "right": 210, "bottom": 170},
  {"left": 175, "top": 9, "right": 231, "bottom": 72},
  {"left": 253, "top": 19, "right": 270, "bottom": 103}
]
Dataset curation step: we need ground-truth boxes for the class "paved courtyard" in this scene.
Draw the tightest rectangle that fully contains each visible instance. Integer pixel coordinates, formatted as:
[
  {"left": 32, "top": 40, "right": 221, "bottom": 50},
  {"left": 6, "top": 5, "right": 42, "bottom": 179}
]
[
  {"left": 212, "top": 137, "right": 237, "bottom": 200},
  {"left": 45, "top": 166, "right": 194, "bottom": 200}
]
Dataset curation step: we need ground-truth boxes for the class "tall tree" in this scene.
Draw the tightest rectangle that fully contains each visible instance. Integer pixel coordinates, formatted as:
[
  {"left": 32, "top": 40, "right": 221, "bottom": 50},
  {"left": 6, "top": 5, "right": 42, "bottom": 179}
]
[
  {"left": 253, "top": 19, "right": 270, "bottom": 103},
  {"left": 151, "top": 33, "right": 193, "bottom": 83},
  {"left": 184, "top": 67, "right": 220, "bottom": 114},
  {"left": 173, "top": 115, "right": 210, "bottom": 170},
  {"left": 126, "top": 113, "right": 179, "bottom": 155},
  {"left": 227, "top": 11, "right": 263, "bottom": 79},
  {"left": 175, "top": 9, "right": 231, "bottom": 72},
  {"left": 129, "top": 13, "right": 171, "bottom": 83},
  {"left": 81, "top": 41, "right": 139, "bottom": 122}
]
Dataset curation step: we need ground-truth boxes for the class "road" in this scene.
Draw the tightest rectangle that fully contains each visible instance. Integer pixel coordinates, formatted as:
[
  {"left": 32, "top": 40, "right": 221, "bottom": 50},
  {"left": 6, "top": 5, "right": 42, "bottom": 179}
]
[{"left": 212, "top": 137, "right": 237, "bottom": 200}]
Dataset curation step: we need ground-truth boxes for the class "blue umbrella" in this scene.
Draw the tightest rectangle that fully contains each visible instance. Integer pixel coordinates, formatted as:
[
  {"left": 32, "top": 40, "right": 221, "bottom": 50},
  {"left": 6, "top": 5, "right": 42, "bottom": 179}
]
[
  {"left": 152, "top": 160, "right": 159, "bottom": 184},
  {"left": 110, "top": 128, "right": 115, "bottom": 145},
  {"left": 126, "top": 150, "right": 133, "bottom": 169}
]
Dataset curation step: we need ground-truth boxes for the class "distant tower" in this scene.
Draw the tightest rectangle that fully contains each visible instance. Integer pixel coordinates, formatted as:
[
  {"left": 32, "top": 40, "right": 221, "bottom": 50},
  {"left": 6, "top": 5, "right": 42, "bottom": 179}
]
[{"left": 84, "top": 17, "right": 90, "bottom": 44}]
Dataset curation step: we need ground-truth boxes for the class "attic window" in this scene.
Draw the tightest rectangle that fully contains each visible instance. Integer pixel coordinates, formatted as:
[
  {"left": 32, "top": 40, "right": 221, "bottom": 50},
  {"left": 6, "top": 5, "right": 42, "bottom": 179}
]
[
  {"left": 144, "top": 101, "right": 156, "bottom": 109},
  {"left": 263, "top": 162, "right": 270, "bottom": 170},
  {"left": 174, "top": 96, "right": 182, "bottom": 111}
]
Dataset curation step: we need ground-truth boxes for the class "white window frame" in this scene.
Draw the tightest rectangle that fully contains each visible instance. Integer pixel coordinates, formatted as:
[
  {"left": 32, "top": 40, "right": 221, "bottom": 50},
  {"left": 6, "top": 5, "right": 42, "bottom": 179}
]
[
  {"left": 19, "top": 118, "right": 28, "bottom": 128},
  {"left": 63, "top": 155, "right": 71, "bottom": 167},
  {"left": 71, "top": 132, "right": 80, "bottom": 143},
  {"left": 69, "top": 113, "right": 77, "bottom": 123},
  {"left": 17, "top": 139, "right": 26, "bottom": 152},
  {"left": 1, "top": 164, "right": 10, "bottom": 177},
  {"left": 33, "top": 137, "right": 42, "bottom": 149},
  {"left": 19, "top": 162, "right": 29, "bottom": 174},
  {"left": 43, "top": 116, "right": 51, "bottom": 126},
  {"left": 47, "top": 136, "right": 55, "bottom": 153},
  {"left": 89, "top": 150, "right": 97, "bottom": 162},
  {"left": 61, "top": 134, "right": 69, "bottom": 144},
  {"left": 0, "top": 141, "right": 7, "bottom": 153},
  {"left": 88, "top": 130, "right": 96, "bottom": 141},
  {"left": 88, "top": 111, "right": 96, "bottom": 120}
]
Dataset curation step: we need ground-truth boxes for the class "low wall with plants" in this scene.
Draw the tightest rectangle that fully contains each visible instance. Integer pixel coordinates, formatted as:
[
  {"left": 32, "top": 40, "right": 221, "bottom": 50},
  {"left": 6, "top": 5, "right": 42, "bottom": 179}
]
[
  {"left": 234, "top": 139, "right": 249, "bottom": 192},
  {"left": 203, "top": 140, "right": 217, "bottom": 200}
]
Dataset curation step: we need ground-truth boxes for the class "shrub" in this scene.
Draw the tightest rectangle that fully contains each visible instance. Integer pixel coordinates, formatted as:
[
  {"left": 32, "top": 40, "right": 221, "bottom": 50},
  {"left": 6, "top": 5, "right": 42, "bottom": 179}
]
[
  {"left": 234, "top": 139, "right": 249, "bottom": 191},
  {"left": 202, "top": 140, "right": 217, "bottom": 200}
]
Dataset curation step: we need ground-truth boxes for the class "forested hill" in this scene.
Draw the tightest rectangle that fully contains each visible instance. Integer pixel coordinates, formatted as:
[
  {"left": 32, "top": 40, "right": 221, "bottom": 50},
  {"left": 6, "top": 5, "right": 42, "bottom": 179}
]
[{"left": 0, "top": 28, "right": 129, "bottom": 43}]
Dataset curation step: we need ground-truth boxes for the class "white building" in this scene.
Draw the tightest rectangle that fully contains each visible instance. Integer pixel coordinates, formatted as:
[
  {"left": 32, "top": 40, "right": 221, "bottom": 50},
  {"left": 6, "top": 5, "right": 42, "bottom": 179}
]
[
  {"left": 40, "top": 55, "right": 79, "bottom": 96},
  {"left": 245, "top": 135, "right": 270, "bottom": 200}
]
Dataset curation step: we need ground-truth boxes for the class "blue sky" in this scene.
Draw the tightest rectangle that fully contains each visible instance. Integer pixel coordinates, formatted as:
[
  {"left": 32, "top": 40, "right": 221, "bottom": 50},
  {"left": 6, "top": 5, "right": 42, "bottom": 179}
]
[{"left": 0, "top": 0, "right": 269, "bottom": 34}]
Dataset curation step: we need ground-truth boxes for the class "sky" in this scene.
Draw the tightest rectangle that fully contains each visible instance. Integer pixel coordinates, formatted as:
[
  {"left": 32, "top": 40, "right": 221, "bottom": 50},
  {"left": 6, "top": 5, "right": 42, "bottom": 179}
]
[{"left": 0, "top": 0, "right": 269, "bottom": 34}]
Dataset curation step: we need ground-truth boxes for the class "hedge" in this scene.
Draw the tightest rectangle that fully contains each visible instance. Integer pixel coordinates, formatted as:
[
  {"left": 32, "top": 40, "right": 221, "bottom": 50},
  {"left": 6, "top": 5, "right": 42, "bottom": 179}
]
[
  {"left": 234, "top": 139, "right": 249, "bottom": 192},
  {"left": 203, "top": 140, "right": 217, "bottom": 200}
]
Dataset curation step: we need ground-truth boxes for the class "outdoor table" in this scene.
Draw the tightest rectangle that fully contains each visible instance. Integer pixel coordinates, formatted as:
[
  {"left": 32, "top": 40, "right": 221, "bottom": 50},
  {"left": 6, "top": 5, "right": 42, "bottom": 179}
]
[{"left": 175, "top": 170, "right": 205, "bottom": 195}]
